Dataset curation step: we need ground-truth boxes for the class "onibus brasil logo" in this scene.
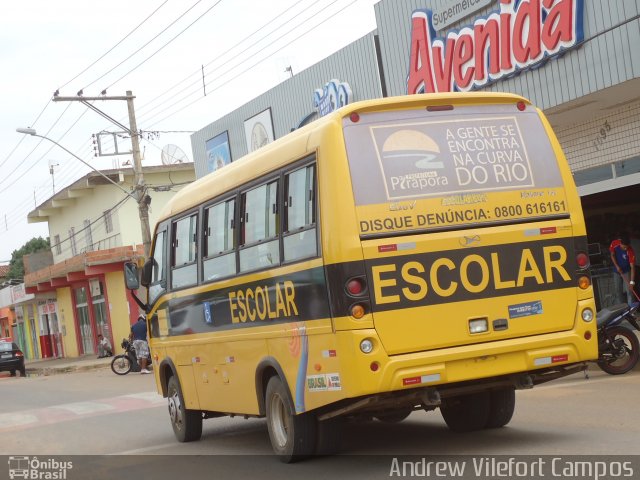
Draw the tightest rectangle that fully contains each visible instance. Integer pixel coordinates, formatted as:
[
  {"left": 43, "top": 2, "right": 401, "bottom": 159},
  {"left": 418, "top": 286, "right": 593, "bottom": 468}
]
[{"left": 8, "top": 456, "right": 73, "bottom": 479}]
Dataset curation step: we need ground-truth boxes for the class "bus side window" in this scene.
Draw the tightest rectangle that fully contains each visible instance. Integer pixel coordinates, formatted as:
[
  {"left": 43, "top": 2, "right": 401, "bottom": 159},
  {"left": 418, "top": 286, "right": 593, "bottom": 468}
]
[
  {"left": 284, "top": 164, "right": 317, "bottom": 262},
  {"left": 149, "top": 229, "right": 167, "bottom": 305},
  {"left": 203, "top": 198, "right": 237, "bottom": 281},
  {"left": 171, "top": 213, "right": 198, "bottom": 288},
  {"left": 240, "top": 180, "right": 280, "bottom": 272}
]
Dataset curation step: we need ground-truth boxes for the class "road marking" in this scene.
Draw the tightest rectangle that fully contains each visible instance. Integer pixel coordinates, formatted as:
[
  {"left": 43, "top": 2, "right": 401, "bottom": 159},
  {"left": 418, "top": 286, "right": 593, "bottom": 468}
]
[
  {"left": 52, "top": 401, "right": 115, "bottom": 415},
  {"left": 123, "top": 391, "right": 165, "bottom": 404},
  {"left": 113, "top": 442, "right": 182, "bottom": 455},
  {"left": 0, "top": 412, "right": 39, "bottom": 428},
  {"left": 0, "top": 391, "right": 163, "bottom": 433}
]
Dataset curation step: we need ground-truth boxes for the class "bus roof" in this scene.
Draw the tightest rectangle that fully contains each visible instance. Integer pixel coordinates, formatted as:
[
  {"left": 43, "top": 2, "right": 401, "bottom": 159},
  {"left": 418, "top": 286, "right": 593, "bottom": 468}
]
[{"left": 158, "top": 92, "right": 530, "bottom": 223}]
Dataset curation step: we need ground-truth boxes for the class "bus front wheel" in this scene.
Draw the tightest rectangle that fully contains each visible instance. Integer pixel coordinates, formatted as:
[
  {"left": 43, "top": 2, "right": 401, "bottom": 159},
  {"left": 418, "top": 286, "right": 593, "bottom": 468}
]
[
  {"left": 167, "top": 375, "right": 202, "bottom": 442},
  {"left": 265, "top": 376, "right": 316, "bottom": 462}
]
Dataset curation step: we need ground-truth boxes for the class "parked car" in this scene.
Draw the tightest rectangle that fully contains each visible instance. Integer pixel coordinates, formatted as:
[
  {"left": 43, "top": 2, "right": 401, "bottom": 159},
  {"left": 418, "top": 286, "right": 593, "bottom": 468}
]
[{"left": 0, "top": 339, "right": 26, "bottom": 377}]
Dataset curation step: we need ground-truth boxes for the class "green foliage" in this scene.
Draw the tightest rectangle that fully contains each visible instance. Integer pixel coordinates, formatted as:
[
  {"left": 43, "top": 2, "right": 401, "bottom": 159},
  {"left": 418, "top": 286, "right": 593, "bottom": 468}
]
[{"left": 7, "top": 236, "right": 51, "bottom": 280}]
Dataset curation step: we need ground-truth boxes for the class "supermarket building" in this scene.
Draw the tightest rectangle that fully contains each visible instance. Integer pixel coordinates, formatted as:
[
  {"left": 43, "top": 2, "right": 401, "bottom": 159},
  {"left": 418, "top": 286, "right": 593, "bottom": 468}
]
[{"left": 190, "top": 0, "right": 640, "bottom": 307}]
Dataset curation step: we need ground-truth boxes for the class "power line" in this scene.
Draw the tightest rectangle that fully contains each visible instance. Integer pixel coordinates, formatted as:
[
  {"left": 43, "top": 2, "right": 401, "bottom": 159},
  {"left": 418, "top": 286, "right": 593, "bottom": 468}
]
[
  {"left": 3, "top": 0, "right": 352, "bottom": 230},
  {"left": 140, "top": 0, "right": 339, "bottom": 126},
  {"left": 0, "top": 0, "right": 340, "bottom": 247},
  {"left": 133, "top": 0, "right": 308, "bottom": 118},
  {"left": 82, "top": 0, "right": 208, "bottom": 91},
  {"left": 0, "top": 103, "right": 75, "bottom": 188},
  {"left": 0, "top": 144, "right": 96, "bottom": 235},
  {"left": 103, "top": 0, "right": 225, "bottom": 92},
  {"left": 0, "top": 148, "right": 112, "bottom": 238},
  {"left": 0, "top": 98, "right": 52, "bottom": 170},
  {"left": 147, "top": 0, "right": 359, "bottom": 128},
  {"left": 58, "top": 0, "right": 170, "bottom": 91},
  {"left": 0, "top": 142, "right": 96, "bottom": 231},
  {"left": 42, "top": 0, "right": 310, "bottom": 156},
  {"left": 0, "top": 106, "right": 90, "bottom": 189}
]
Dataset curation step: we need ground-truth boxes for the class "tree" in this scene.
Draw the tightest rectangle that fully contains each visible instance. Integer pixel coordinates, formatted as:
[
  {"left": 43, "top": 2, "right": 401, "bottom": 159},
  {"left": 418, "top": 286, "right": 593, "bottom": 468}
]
[{"left": 7, "top": 236, "right": 50, "bottom": 281}]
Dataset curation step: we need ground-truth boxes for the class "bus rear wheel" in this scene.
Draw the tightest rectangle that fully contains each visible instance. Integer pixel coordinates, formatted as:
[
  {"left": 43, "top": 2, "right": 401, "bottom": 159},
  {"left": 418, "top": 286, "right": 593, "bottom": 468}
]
[
  {"left": 485, "top": 388, "right": 515, "bottom": 428},
  {"left": 440, "top": 391, "right": 490, "bottom": 433},
  {"left": 167, "top": 375, "right": 202, "bottom": 442},
  {"left": 265, "top": 376, "right": 316, "bottom": 462}
]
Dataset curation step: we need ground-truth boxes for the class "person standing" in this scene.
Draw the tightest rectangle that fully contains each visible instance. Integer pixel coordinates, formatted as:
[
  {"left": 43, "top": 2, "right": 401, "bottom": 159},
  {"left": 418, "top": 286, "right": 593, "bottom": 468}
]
[
  {"left": 609, "top": 234, "right": 636, "bottom": 305},
  {"left": 130, "top": 315, "right": 151, "bottom": 374}
]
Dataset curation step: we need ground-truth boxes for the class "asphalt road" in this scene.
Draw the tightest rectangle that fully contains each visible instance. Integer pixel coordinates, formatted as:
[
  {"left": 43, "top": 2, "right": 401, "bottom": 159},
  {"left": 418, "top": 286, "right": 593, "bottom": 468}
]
[{"left": 1, "top": 363, "right": 639, "bottom": 479}]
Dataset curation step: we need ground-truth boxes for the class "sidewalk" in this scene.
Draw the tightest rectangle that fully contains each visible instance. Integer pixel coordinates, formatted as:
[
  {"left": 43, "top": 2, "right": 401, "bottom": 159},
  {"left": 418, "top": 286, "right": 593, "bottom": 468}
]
[{"left": 24, "top": 354, "right": 113, "bottom": 376}]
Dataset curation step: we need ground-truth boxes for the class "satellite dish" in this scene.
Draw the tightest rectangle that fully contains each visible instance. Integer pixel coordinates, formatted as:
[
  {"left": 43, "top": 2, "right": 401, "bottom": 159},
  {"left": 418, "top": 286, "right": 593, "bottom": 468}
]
[{"left": 161, "top": 144, "right": 189, "bottom": 165}]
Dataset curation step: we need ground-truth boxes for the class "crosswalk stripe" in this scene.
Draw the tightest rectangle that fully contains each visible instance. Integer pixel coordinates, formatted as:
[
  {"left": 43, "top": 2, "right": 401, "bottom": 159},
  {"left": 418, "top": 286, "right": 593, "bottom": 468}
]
[{"left": 0, "top": 391, "right": 163, "bottom": 433}]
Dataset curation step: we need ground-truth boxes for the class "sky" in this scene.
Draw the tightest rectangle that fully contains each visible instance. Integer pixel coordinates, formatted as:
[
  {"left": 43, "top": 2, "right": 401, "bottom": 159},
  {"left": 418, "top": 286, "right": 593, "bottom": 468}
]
[{"left": 0, "top": 0, "right": 380, "bottom": 264}]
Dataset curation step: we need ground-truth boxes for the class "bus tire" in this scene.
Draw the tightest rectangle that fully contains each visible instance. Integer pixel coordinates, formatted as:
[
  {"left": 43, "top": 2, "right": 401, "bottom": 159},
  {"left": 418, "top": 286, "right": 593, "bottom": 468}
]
[
  {"left": 440, "top": 391, "right": 490, "bottom": 433},
  {"left": 167, "top": 375, "right": 202, "bottom": 442},
  {"left": 265, "top": 376, "right": 316, "bottom": 462},
  {"left": 485, "top": 388, "right": 515, "bottom": 429}
]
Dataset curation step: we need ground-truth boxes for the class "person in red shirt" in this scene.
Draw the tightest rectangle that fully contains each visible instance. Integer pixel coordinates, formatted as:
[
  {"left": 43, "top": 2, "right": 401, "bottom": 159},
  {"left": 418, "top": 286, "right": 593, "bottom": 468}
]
[{"left": 609, "top": 234, "right": 636, "bottom": 305}]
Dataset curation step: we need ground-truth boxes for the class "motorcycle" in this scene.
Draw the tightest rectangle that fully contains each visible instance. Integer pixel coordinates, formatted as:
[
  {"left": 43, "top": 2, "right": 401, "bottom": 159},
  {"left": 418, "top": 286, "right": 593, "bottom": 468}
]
[
  {"left": 595, "top": 303, "right": 640, "bottom": 375},
  {"left": 110, "top": 339, "right": 151, "bottom": 375}
]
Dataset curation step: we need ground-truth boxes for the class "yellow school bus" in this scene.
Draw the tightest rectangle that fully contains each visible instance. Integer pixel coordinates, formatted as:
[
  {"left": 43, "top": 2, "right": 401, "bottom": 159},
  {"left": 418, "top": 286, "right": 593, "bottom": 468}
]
[{"left": 125, "top": 92, "right": 597, "bottom": 462}]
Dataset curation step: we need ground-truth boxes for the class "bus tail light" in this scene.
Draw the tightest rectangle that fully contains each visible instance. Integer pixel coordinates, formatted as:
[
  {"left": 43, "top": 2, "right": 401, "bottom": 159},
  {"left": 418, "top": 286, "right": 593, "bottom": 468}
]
[
  {"left": 576, "top": 252, "right": 590, "bottom": 269},
  {"left": 578, "top": 276, "right": 591, "bottom": 290},
  {"left": 346, "top": 278, "right": 365, "bottom": 295},
  {"left": 517, "top": 101, "right": 526, "bottom": 111}
]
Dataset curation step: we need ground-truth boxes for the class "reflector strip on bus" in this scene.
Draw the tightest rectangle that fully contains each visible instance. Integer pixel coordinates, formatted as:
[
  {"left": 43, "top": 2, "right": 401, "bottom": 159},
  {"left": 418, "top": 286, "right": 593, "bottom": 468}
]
[
  {"left": 378, "top": 242, "right": 417, "bottom": 253},
  {"left": 402, "top": 373, "right": 441, "bottom": 386},
  {"left": 525, "top": 227, "right": 557, "bottom": 237},
  {"left": 534, "top": 354, "right": 568, "bottom": 366}
]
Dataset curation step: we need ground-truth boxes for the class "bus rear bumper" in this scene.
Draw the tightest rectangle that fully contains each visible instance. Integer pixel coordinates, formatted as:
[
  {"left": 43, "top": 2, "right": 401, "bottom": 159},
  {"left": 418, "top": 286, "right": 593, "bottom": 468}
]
[
  {"left": 316, "top": 361, "right": 587, "bottom": 421},
  {"left": 334, "top": 326, "right": 597, "bottom": 400}
]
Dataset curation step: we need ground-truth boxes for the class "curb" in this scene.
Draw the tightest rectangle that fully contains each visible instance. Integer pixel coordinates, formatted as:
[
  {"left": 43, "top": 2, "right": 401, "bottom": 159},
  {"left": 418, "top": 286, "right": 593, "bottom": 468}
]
[{"left": 25, "top": 361, "right": 112, "bottom": 377}]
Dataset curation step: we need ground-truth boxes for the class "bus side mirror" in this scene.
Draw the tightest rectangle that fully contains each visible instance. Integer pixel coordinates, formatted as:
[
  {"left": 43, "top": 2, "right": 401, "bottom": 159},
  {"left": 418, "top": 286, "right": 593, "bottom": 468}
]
[
  {"left": 141, "top": 258, "right": 154, "bottom": 288},
  {"left": 124, "top": 262, "right": 140, "bottom": 290}
]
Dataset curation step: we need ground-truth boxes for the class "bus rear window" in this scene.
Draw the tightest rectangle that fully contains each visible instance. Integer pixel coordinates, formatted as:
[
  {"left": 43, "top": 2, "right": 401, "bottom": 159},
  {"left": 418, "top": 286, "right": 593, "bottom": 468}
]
[{"left": 343, "top": 104, "right": 563, "bottom": 206}]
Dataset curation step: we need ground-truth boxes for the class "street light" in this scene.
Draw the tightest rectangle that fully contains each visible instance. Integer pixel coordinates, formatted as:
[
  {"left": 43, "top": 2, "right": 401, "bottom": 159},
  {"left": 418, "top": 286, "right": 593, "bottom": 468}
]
[{"left": 16, "top": 127, "right": 137, "bottom": 201}]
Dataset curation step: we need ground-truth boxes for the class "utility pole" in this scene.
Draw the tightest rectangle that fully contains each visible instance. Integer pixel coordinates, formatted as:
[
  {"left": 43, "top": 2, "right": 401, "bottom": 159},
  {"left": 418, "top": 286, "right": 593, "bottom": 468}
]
[
  {"left": 125, "top": 90, "right": 151, "bottom": 257},
  {"left": 53, "top": 92, "right": 152, "bottom": 257}
]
